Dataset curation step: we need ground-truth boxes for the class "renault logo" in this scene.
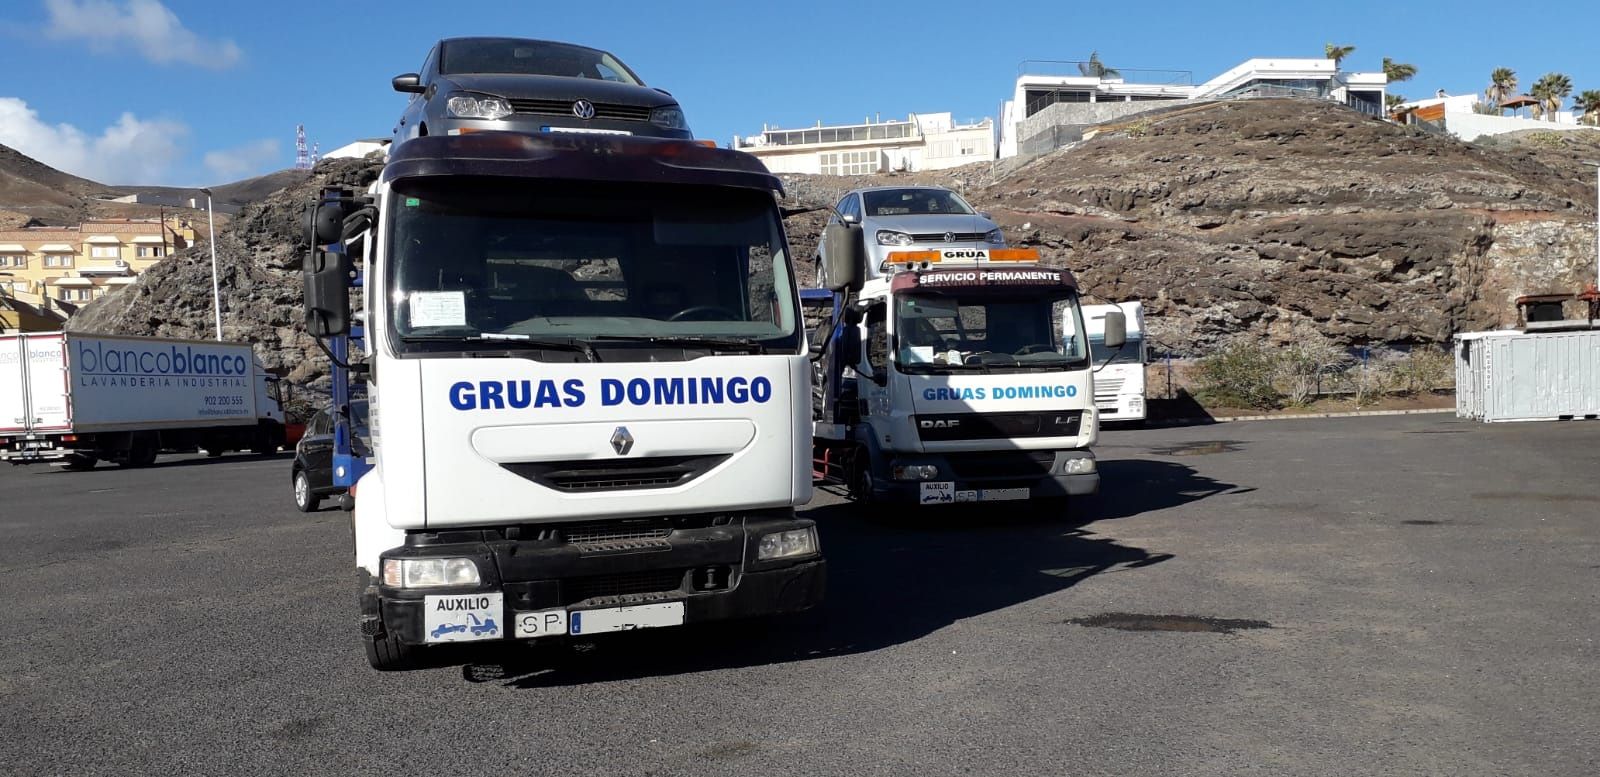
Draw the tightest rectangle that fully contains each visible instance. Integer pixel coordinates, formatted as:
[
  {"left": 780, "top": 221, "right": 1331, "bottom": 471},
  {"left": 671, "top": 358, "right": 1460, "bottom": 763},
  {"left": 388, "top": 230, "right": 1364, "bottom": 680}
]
[
  {"left": 943, "top": 231, "right": 955, "bottom": 243},
  {"left": 572, "top": 99, "right": 596, "bottom": 120},
  {"left": 609, "top": 426, "right": 634, "bottom": 455}
]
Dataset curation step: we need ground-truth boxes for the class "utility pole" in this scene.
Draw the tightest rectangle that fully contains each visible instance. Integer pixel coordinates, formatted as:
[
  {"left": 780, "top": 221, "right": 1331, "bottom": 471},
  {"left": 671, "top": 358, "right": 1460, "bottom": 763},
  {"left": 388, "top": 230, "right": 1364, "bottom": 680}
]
[{"left": 200, "top": 188, "right": 222, "bottom": 340}]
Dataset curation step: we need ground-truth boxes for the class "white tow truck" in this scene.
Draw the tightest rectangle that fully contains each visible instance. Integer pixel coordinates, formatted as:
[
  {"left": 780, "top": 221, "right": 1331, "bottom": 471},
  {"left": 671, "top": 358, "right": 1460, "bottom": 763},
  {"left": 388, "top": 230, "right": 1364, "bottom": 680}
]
[
  {"left": 303, "top": 131, "right": 841, "bottom": 669},
  {"left": 808, "top": 239, "right": 1124, "bottom": 509}
]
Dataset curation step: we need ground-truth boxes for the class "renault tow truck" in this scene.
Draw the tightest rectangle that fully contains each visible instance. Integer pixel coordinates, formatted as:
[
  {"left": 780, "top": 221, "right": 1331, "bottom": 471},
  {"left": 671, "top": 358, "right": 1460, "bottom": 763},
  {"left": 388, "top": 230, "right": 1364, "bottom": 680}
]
[
  {"left": 809, "top": 236, "right": 1124, "bottom": 509},
  {"left": 303, "top": 131, "right": 850, "bottom": 669}
]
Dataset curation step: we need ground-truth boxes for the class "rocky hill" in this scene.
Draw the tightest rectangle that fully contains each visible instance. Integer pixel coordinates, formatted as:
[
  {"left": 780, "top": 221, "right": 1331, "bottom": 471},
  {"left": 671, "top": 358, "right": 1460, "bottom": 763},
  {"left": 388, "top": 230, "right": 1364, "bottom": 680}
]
[{"left": 68, "top": 99, "right": 1600, "bottom": 391}]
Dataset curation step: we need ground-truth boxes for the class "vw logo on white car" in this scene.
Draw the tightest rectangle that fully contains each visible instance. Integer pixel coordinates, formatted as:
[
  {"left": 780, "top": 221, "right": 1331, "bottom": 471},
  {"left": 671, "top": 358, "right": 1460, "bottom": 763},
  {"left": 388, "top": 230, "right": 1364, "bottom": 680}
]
[
  {"left": 572, "top": 99, "right": 596, "bottom": 120},
  {"left": 943, "top": 232, "right": 955, "bottom": 243}
]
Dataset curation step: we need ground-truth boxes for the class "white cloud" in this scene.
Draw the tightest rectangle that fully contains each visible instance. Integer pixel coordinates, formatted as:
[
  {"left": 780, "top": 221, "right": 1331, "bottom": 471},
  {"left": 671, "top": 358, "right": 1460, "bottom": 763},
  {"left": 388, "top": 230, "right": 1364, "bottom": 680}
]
[
  {"left": 204, "top": 138, "right": 280, "bottom": 181},
  {"left": 43, "top": 0, "right": 242, "bottom": 68},
  {"left": 0, "top": 96, "right": 189, "bottom": 184}
]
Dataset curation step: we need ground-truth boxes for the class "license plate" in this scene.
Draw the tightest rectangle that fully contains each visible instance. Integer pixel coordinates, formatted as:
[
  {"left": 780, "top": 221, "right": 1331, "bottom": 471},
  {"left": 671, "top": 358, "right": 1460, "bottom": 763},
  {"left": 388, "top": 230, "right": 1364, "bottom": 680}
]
[
  {"left": 422, "top": 593, "right": 504, "bottom": 643},
  {"left": 542, "top": 126, "right": 633, "bottom": 136},
  {"left": 955, "top": 487, "right": 1029, "bottom": 503},
  {"left": 568, "top": 602, "right": 684, "bottom": 635},
  {"left": 920, "top": 482, "right": 955, "bottom": 504},
  {"left": 513, "top": 608, "right": 568, "bottom": 639}
]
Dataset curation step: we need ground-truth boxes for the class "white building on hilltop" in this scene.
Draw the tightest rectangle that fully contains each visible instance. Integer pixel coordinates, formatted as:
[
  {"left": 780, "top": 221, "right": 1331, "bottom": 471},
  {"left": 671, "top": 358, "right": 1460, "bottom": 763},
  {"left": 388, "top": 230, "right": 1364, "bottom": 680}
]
[
  {"left": 734, "top": 112, "right": 994, "bottom": 175},
  {"left": 1000, "top": 58, "right": 1387, "bottom": 158},
  {"left": 1393, "top": 93, "right": 1594, "bottom": 142}
]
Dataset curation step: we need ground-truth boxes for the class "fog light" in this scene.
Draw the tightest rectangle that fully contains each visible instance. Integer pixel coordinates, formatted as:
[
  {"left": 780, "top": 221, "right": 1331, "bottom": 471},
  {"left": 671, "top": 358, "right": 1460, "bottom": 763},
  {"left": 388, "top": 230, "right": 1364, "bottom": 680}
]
[
  {"left": 757, "top": 527, "right": 818, "bottom": 560},
  {"left": 891, "top": 464, "right": 939, "bottom": 481},
  {"left": 381, "top": 557, "right": 481, "bottom": 588},
  {"left": 1064, "top": 457, "right": 1097, "bottom": 475}
]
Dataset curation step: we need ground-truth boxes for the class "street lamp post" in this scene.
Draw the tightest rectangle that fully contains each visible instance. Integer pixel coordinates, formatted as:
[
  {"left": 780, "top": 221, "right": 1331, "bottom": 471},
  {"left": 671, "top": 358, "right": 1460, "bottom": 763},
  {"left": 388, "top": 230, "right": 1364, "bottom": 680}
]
[{"left": 200, "top": 187, "right": 222, "bottom": 341}]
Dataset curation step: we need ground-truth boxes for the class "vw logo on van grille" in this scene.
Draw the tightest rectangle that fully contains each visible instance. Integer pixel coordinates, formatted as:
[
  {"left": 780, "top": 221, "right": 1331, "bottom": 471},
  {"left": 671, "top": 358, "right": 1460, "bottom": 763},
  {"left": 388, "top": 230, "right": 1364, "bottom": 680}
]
[
  {"left": 572, "top": 99, "right": 596, "bottom": 120},
  {"left": 943, "top": 232, "right": 955, "bottom": 243},
  {"left": 609, "top": 426, "right": 634, "bottom": 455}
]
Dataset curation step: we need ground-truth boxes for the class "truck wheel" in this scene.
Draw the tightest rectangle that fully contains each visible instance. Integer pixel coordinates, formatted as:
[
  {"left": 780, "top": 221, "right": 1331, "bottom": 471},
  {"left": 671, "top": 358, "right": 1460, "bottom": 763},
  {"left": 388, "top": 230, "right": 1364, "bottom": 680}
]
[
  {"left": 121, "top": 436, "right": 158, "bottom": 468},
  {"left": 849, "top": 449, "right": 877, "bottom": 504},
  {"left": 62, "top": 455, "right": 97, "bottom": 471},
  {"left": 293, "top": 470, "right": 321, "bottom": 513},
  {"left": 253, "top": 425, "right": 280, "bottom": 456},
  {"left": 364, "top": 632, "right": 416, "bottom": 671}
]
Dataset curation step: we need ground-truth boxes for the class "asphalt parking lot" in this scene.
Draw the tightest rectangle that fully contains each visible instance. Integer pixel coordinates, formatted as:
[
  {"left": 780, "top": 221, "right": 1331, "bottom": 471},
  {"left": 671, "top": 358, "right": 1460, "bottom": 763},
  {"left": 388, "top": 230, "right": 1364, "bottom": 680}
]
[{"left": 2, "top": 413, "right": 1597, "bottom": 776}]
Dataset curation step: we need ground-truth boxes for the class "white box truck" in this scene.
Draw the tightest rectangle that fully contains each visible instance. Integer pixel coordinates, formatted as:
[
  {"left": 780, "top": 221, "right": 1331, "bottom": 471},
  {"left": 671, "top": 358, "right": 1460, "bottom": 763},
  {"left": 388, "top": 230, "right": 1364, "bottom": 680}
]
[
  {"left": 0, "top": 332, "right": 287, "bottom": 468},
  {"left": 1083, "top": 301, "right": 1149, "bottom": 423},
  {"left": 302, "top": 131, "right": 835, "bottom": 669}
]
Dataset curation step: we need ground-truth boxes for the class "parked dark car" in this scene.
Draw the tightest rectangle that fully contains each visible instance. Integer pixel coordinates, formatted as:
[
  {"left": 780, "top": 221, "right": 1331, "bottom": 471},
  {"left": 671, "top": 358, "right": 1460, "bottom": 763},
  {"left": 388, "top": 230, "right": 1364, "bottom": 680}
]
[
  {"left": 291, "top": 400, "right": 368, "bottom": 513},
  {"left": 391, "top": 37, "right": 692, "bottom": 145}
]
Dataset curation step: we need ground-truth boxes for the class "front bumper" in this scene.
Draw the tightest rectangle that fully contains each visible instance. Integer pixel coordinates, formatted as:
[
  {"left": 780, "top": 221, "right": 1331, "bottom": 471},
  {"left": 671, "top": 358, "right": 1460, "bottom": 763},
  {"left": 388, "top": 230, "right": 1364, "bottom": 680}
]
[
  {"left": 869, "top": 449, "right": 1100, "bottom": 504},
  {"left": 363, "top": 511, "right": 824, "bottom": 646}
]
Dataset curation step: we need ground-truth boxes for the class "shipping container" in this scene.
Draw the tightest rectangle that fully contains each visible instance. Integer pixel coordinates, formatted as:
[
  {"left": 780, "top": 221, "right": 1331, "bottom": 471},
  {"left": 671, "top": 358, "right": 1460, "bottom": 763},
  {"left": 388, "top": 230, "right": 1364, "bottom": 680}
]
[{"left": 1454, "top": 329, "right": 1600, "bottom": 422}]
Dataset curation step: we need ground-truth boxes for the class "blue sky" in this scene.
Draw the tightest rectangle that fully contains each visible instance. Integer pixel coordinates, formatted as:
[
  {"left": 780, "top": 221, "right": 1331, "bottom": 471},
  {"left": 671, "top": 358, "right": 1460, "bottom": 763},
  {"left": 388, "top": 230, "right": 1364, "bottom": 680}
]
[{"left": 0, "top": 0, "right": 1594, "bottom": 186}]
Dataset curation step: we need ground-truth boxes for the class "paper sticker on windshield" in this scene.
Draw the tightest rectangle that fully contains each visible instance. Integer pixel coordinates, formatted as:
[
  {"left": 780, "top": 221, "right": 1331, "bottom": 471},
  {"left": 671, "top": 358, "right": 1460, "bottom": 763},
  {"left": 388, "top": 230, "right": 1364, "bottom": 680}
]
[{"left": 409, "top": 291, "right": 466, "bottom": 329}]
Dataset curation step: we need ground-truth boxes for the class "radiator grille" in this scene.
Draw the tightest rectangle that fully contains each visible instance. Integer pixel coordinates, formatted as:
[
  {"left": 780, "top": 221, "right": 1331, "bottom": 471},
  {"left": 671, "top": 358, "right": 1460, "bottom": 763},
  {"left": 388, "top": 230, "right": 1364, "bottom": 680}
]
[
  {"left": 564, "top": 526, "right": 672, "bottom": 544},
  {"left": 565, "top": 568, "right": 686, "bottom": 604},
  {"left": 945, "top": 451, "right": 1055, "bottom": 479},
  {"left": 507, "top": 98, "right": 654, "bottom": 121},
  {"left": 911, "top": 232, "right": 987, "bottom": 243}
]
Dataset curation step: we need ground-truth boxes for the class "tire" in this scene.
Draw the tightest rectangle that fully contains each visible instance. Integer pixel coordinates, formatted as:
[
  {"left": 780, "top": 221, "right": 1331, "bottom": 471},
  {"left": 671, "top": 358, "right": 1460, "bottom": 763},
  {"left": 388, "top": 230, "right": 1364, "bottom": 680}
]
[
  {"left": 120, "top": 435, "right": 158, "bottom": 468},
  {"left": 204, "top": 448, "right": 224, "bottom": 458},
  {"left": 293, "top": 470, "right": 321, "bottom": 513},
  {"left": 849, "top": 448, "right": 877, "bottom": 504},
  {"left": 364, "top": 632, "right": 416, "bottom": 671},
  {"left": 62, "top": 454, "right": 97, "bottom": 471},
  {"left": 252, "top": 425, "right": 280, "bottom": 456}
]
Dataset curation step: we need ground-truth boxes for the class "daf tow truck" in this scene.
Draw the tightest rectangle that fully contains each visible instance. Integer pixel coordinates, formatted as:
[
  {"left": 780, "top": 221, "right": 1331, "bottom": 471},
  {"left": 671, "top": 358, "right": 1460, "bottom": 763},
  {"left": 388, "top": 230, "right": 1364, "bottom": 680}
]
[
  {"left": 809, "top": 237, "right": 1124, "bottom": 509},
  {"left": 303, "top": 131, "right": 846, "bottom": 669}
]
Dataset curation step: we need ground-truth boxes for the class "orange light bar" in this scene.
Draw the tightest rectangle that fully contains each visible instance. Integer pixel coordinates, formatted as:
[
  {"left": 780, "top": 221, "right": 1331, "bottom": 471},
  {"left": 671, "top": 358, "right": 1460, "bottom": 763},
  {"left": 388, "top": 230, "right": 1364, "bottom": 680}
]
[
  {"left": 884, "top": 250, "right": 942, "bottom": 264},
  {"left": 986, "top": 248, "right": 1041, "bottom": 262},
  {"left": 693, "top": 139, "right": 718, "bottom": 148}
]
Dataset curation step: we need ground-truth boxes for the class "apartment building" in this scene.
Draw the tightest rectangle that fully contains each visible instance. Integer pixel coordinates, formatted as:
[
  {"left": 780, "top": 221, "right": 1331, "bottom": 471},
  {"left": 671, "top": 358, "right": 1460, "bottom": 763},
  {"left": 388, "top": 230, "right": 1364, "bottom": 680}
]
[
  {"left": 1000, "top": 58, "right": 1388, "bottom": 158},
  {"left": 0, "top": 217, "right": 194, "bottom": 309},
  {"left": 733, "top": 112, "right": 995, "bottom": 175}
]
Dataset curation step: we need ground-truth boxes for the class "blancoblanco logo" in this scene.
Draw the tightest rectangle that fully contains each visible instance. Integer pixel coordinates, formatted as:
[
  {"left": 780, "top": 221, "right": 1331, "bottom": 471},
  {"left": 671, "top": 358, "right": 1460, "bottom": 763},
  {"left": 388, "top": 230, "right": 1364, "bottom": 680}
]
[{"left": 76, "top": 341, "right": 249, "bottom": 377}]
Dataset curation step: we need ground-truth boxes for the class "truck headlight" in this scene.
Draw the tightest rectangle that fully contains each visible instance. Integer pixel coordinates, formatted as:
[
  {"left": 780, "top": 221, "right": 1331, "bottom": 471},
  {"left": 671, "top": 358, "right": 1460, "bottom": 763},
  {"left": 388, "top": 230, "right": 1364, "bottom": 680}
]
[
  {"left": 1064, "top": 457, "right": 1097, "bottom": 475},
  {"left": 445, "top": 92, "right": 512, "bottom": 120},
  {"left": 381, "top": 558, "right": 481, "bottom": 588},
  {"left": 891, "top": 464, "right": 940, "bottom": 481},
  {"left": 876, "top": 230, "right": 913, "bottom": 246},
  {"left": 757, "top": 527, "right": 818, "bottom": 560},
  {"left": 650, "top": 105, "right": 688, "bottom": 130},
  {"left": 985, "top": 228, "right": 1004, "bottom": 245}
]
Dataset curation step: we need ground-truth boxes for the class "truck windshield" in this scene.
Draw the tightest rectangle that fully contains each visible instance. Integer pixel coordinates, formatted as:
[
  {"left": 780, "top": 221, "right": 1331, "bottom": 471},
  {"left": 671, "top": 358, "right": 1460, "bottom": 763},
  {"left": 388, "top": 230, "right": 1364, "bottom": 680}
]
[
  {"left": 1089, "top": 334, "right": 1144, "bottom": 365},
  {"left": 385, "top": 177, "right": 799, "bottom": 356},
  {"left": 894, "top": 291, "right": 1087, "bottom": 372}
]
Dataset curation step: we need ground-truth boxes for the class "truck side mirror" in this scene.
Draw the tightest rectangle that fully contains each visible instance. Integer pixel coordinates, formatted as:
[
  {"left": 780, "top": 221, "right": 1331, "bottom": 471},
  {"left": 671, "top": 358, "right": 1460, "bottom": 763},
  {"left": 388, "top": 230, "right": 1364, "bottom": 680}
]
[
  {"left": 822, "top": 223, "right": 864, "bottom": 292},
  {"left": 837, "top": 324, "right": 862, "bottom": 368},
  {"left": 1100, "top": 310, "right": 1127, "bottom": 350},
  {"left": 304, "top": 247, "right": 352, "bottom": 337},
  {"left": 305, "top": 201, "right": 348, "bottom": 246}
]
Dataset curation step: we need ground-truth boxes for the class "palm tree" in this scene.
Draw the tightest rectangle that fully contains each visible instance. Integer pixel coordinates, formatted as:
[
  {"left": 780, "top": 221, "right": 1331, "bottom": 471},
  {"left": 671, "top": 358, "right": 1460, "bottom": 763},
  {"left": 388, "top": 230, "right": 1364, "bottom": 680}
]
[
  {"left": 1382, "top": 58, "right": 1418, "bottom": 84},
  {"left": 1574, "top": 90, "right": 1600, "bottom": 126},
  {"left": 1385, "top": 93, "right": 1407, "bottom": 110},
  {"left": 1078, "top": 51, "right": 1120, "bottom": 79},
  {"left": 1484, "top": 67, "right": 1517, "bottom": 113},
  {"left": 1325, "top": 43, "right": 1356, "bottom": 69},
  {"left": 1529, "top": 72, "right": 1573, "bottom": 121}
]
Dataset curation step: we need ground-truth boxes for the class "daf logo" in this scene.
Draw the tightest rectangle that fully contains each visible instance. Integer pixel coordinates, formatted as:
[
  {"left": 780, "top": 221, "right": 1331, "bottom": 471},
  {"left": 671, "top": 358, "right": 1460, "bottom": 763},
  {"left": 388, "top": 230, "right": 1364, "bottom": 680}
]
[
  {"left": 609, "top": 426, "right": 634, "bottom": 455},
  {"left": 572, "top": 99, "right": 596, "bottom": 120},
  {"left": 919, "top": 419, "right": 960, "bottom": 429},
  {"left": 943, "top": 232, "right": 955, "bottom": 243}
]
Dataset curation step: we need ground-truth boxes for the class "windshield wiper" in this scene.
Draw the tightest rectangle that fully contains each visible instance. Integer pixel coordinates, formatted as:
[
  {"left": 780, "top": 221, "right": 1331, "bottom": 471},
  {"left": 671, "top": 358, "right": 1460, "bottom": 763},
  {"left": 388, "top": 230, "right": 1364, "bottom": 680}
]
[
  {"left": 588, "top": 335, "right": 769, "bottom": 354},
  {"left": 401, "top": 333, "right": 598, "bottom": 362}
]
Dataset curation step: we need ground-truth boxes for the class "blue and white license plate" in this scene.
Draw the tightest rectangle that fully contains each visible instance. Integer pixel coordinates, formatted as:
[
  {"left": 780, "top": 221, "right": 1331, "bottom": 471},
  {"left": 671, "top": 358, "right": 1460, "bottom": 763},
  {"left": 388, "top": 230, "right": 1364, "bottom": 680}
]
[{"left": 541, "top": 126, "right": 632, "bottom": 136}]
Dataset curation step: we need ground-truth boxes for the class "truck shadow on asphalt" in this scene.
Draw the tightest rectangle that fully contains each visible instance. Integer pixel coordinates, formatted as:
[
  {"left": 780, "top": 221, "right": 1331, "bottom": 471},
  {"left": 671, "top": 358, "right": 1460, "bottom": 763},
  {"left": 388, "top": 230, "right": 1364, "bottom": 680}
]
[{"left": 454, "top": 458, "right": 1244, "bottom": 688}]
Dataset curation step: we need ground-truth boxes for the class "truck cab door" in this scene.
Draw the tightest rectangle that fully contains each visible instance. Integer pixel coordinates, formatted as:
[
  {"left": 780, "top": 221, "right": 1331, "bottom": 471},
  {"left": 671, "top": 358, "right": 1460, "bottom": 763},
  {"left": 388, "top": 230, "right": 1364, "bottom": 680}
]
[{"left": 857, "top": 301, "right": 893, "bottom": 446}]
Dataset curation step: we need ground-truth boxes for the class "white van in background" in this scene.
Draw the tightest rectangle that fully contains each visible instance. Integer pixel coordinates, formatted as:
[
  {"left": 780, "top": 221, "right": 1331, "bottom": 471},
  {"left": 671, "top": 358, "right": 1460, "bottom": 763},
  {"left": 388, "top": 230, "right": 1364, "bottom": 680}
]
[{"left": 1084, "top": 302, "right": 1148, "bottom": 423}]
